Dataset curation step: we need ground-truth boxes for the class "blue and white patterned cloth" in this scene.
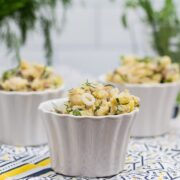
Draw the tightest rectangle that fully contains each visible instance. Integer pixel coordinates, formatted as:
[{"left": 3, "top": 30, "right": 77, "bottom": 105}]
[{"left": 0, "top": 120, "right": 180, "bottom": 180}]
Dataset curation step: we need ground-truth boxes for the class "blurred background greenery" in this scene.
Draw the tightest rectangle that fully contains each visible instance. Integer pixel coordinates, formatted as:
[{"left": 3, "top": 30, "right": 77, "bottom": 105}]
[
  {"left": 1, "top": 0, "right": 180, "bottom": 65},
  {"left": 121, "top": 0, "right": 180, "bottom": 105},
  {"left": 122, "top": 0, "right": 180, "bottom": 63},
  {"left": 0, "top": 0, "right": 71, "bottom": 65}
]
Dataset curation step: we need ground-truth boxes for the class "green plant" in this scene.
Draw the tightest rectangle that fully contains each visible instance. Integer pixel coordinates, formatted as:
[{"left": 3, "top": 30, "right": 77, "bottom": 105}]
[
  {"left": 121, "top": 0, "right": 180, "bottom": 63},
  {"left": 0, "top": 0, "right": 71, "bottom": 65}
]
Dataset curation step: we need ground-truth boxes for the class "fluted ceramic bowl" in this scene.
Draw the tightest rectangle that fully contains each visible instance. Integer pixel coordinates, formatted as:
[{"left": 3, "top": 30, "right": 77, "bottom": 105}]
[
  {"left": 0, "top": 85, "right": 64, "bottom": 146},
  {"left": 39, "top": 98, "right": 139, "bottom": 178},
  {"left": 99, "top": 75, "right": 180, "bottom": 137}
]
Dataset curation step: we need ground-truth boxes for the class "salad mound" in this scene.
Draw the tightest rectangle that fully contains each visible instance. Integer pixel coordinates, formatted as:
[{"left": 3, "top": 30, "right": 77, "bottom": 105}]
[
  {"left": 106, "top": 56, "right": 180, "bottom": 84},
  {"left": 0, "top": 61, "right": 63, "bottom": 91},
  {"left": 54, "top": 81, "right": 140, "bottom": 116}
]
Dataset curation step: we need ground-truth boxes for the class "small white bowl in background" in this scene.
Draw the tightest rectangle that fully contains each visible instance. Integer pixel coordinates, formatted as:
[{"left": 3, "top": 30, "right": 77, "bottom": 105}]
[
  {"left": 39, "top": 98, "right": 139, "bottom": 178},
  {"left": 0, "top": 85, "right": 64, "bottom": 146},
  {"left": 99, "top": 75, "right": 180, "bottom": 137}
]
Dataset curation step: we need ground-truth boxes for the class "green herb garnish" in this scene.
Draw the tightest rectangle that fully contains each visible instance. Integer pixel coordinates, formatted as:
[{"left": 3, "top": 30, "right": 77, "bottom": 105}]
[
  {"left": 41, "top": 67, "right": 50, "bottom": 79},
  {"left": 115, "top": 106, "right": 123, "bottom": 115},
  {"left": 84, "top": 80, "right": 96, "bottom": 88},
  {"left": 72, "top": 109, "right": 82, "bottom": 116},
  {"left": 94, "top": 101, "right": 102, "bottom": 113},
  {"left": 138, "top": 57, "right": 151, "bottom": 63},
  {"left": 116, "top": 98, "right": 120, "bottom": 104},
  {"left": 120, "top": 74, "right": 128, "bottom": 82},
  {"left": 2, "top": 68, "right": 17, "bottom": 81},
  {"left": 104, "top": 84, "right": 115, "bottom": 87},
  {"left": 64, "top": 103, "right": 72, "bottom": 113}
]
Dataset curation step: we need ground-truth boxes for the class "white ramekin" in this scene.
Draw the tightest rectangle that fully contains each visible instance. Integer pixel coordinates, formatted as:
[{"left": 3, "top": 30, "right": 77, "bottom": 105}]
[
  {"left": 99, "top": 75, "right": 180, "bottom": 137},
  {"left": 0, "top": 85, "right": 64, "bottom": 146},
  {"left": 39, "top": 98, "right": 139, "bottom": 178}
]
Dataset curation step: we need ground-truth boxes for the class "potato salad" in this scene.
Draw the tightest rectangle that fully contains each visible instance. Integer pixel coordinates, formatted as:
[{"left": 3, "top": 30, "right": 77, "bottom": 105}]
[
  {"left": 54, "top": 81, "right": 140, "bottom": 116},
  {"left": 106, "top": 56, "right": 180, "bottom": 84},
  {"left": 0, "top": 61, "right": 63, "bottom": 91}
]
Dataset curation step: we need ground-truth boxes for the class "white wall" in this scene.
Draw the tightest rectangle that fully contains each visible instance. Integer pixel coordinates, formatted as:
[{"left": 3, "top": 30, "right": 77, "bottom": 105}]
[{"left": 0, "top": 0, "right": 156, "bottom": 75}]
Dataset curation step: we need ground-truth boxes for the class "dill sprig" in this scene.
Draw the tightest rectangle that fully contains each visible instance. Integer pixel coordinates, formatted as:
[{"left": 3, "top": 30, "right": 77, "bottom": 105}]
[
  {"left": 72, "top": 109, "right": 82, "bottom": 116},
  {"left": 83, "top": 80, "right": 96, "bottom": 88}
]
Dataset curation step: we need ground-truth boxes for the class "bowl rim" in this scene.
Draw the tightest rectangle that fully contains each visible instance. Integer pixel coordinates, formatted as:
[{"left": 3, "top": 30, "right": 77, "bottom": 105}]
[
  {"left": 99, "top": 74, "right": 180, "bottom": 88},
  {"left": 39, "top": 97, "right": 139, "bottom": 119},
  {"left": 0, "top": 84, "right": 65, "bottom": 95}
]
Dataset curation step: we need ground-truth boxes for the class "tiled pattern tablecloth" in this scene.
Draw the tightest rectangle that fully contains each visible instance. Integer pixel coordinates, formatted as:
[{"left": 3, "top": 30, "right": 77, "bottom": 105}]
[{"left": 1, "top": 120, "right": 180, "bottom": 180}]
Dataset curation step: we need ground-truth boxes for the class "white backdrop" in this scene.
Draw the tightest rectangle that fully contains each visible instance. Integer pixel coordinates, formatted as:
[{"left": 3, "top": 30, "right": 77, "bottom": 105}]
[{"left": 0, "top": 0, "right": 162, "bottom": 75}]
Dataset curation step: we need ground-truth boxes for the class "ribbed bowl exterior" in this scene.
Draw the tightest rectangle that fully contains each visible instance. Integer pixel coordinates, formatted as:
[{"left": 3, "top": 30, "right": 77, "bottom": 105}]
[
  {"left": 99, "top": 75, "right": 180, "bottom": 137},
  {"left": 39, "top": 98, "right": 139, "bottom": 177},
  {"left": 0, "top": 86, "right": 64, "bottom": 146}
]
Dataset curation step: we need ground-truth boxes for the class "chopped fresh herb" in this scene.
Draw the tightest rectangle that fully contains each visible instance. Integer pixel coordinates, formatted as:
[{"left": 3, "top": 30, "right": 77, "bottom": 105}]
[
  {"left": 72, "top": 109, "right": 81, "bottom": 116},
  {"left": 138, "top": 57, "right": 151, "bottom": 63},
  {"left": 120, "top": 74, "right": 128, "bottom": 82},
  {"left": 115, "top": 106, "right": 123, "bottom": 115},
  {"left": 104, "top": 84, "right": 115, "bottom": 87},
  {"left": 116, "top": 98, "right": 120, "bottom": 104},
  {"left": 2, "top": 68, "right": 17, "bottom": 81},
  {"left": 64, "top": 103, "right": 72, "bottom": 113},
  {"left": 0, "top": 84, "right": 3, "bottom": 90},
  {"left": 84, "top": 80, "right": 96, "bottom": 88},
  {"left": 164, "top": 79, "right": 173, "bottom": 83},
  {"left": 108, "top": 106, "right": 111, "bottom": 113},
  {"left": 94, "top": 101, "right": 103, "bottom": 113},
  {"left": 41, "top": 67, "right": 50, "bottom": 79},
  {"left": 94, "top": 105, "right": 100, "bottom": 113}
]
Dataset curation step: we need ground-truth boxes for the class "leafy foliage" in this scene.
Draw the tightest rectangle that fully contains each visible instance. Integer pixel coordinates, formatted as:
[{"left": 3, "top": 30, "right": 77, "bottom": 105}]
[
  {"left": 122, "top": 0, "right": 180, "bottom": 63},
  {"left": 0, "top": 0, "right": 71, "bottom": 65}
]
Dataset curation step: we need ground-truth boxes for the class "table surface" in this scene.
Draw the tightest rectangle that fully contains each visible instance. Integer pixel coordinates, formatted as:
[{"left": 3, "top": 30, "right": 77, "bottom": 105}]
[{"left": 1, "top": 119, "right": 180, "bottom": 180}]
